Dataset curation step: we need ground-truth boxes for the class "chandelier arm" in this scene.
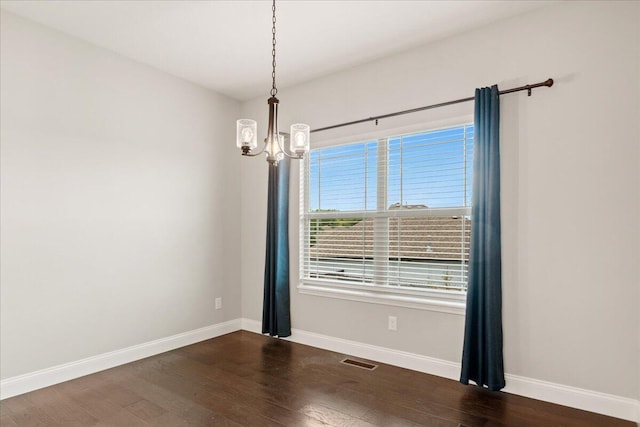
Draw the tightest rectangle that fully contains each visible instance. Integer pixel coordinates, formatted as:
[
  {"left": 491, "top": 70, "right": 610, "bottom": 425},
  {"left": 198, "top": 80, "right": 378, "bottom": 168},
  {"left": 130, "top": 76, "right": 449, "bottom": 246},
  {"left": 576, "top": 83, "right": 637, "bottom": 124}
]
[
  {"left": 241, "top": 143, "right": 268, "bottom": 157},
  {"left": 279, "top": 150, "right": 304, "bottom": 160},
  {"left": 274, "top": 133, "right": 303, "bottom": 159}
]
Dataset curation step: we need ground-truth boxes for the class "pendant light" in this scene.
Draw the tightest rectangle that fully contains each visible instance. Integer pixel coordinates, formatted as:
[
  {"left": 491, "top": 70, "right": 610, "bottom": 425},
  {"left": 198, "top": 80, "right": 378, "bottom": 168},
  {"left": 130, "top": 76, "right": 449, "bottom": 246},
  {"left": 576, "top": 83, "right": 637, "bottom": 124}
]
[{"left": 236, "top": 0, "right": 310, "bottom": 165}]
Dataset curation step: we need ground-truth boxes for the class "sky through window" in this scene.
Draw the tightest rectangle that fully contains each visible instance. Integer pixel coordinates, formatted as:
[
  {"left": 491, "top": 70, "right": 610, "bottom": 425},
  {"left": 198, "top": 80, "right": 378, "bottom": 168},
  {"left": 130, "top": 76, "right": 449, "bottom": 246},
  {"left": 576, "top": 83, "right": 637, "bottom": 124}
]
[{"left": 309, "top": 125, "right": 474, "bottom": 212}]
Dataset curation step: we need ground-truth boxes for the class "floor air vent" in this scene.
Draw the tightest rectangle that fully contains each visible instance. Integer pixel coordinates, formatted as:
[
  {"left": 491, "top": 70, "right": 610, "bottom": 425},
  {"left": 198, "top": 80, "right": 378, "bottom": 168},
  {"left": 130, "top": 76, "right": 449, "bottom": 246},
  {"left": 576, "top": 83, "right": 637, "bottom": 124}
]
[{"left": 340, "top": 358, "right": 378, "bottom": 371}]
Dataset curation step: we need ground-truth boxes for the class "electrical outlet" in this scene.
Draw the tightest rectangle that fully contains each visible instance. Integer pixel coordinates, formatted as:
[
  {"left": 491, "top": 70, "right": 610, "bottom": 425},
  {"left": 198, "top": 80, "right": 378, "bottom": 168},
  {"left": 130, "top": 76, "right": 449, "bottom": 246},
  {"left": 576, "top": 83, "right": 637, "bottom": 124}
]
[
  {"left": 388, "top": 316, "right": 397, "bottom": 331},
  {"left": 215, "top": 297, "right": 222, "bottom": 310}
]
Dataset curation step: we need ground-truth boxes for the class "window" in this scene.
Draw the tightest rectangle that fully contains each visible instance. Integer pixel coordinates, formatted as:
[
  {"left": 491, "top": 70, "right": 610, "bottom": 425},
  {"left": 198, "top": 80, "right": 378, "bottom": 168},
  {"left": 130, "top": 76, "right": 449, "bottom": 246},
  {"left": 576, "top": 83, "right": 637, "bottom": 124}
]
[{"left": 299, "top": 124, "right": 474, "bottom": 313}]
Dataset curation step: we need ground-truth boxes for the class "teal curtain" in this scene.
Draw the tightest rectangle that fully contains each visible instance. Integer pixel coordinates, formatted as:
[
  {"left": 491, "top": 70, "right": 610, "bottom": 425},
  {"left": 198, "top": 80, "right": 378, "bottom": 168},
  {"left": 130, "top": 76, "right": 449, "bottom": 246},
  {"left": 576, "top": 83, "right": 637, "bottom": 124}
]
[
  {"left": 262, "top": 158, "right": 292, "bottom": 337},
  {"left": 460, "top": 85, "right": 504, "bottom": 391}
]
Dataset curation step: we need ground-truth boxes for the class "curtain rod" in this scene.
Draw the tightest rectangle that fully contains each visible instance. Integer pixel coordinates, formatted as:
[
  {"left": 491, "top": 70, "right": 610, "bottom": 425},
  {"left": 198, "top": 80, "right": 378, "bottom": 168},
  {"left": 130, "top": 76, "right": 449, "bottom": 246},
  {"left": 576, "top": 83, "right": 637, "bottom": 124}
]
[{"left": 310, "top": 78, "right": 554, "bottom": 134}]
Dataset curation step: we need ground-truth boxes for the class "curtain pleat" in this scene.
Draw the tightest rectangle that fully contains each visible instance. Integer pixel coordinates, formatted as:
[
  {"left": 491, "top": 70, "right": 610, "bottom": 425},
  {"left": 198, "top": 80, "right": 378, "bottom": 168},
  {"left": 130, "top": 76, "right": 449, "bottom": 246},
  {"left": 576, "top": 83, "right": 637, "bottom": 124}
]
[
  {"left": 262, "top": 158, "right": 292, "bottom": 337},
  {"left": 460, "top": 85, "right": 505, "bottom": 391}
]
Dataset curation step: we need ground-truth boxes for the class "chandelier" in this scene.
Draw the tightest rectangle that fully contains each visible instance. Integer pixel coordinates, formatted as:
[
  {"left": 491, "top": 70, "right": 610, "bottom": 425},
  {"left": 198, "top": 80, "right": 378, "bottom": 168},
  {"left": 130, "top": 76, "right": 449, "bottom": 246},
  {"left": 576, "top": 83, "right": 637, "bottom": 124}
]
[{"left": 236, "top": 0, "right": 310, "bottom": 165}]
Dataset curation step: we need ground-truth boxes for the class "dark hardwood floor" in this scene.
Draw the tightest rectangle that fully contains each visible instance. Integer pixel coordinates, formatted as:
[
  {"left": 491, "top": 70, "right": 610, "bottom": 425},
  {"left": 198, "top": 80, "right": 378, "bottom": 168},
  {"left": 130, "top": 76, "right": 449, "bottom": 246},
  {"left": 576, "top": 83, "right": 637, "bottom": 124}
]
[{"left": 0, "top": 331, "right": 633, "bottom": 426}]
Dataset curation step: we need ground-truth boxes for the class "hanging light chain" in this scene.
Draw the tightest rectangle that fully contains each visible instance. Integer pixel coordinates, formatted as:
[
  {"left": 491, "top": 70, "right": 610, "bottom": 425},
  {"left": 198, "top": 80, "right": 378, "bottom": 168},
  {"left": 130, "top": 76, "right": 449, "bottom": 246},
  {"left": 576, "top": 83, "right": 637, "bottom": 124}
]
[{"left": 270, "top": 0, "right": 277, "bottom": 97}]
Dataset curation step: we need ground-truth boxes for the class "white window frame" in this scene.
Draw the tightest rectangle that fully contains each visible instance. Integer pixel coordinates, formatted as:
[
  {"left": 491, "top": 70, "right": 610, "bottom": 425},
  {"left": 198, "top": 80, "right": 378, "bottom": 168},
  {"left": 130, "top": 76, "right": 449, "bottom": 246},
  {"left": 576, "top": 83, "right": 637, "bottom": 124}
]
[{"left": 298, "top": 122, "right": 473, "bottom": 315}]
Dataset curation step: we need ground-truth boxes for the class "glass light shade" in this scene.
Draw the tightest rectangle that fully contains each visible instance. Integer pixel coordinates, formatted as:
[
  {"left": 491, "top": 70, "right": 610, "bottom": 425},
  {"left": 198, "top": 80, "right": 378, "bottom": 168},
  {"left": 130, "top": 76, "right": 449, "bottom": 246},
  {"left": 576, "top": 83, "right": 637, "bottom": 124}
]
[
  {"left": 236, "top": 119, "right": 257, "bottom": 150},
  {"left": 290, "top": 123, "right": 310, "bottom": 155}
]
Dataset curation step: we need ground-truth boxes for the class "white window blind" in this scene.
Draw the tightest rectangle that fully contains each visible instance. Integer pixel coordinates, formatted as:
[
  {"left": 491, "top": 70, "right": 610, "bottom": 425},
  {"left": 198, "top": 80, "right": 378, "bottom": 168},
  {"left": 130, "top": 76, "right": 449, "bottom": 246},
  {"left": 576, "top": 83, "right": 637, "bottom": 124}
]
[{"left": 301, "top": 124, "right": 473, "bottom": 294}]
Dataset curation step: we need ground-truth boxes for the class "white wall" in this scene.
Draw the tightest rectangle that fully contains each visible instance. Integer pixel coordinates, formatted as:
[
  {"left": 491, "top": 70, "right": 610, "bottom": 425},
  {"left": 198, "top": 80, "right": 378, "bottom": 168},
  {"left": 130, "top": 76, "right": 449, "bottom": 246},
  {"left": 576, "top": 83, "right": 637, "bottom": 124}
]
[
  {"left": 241, "top": 0, "right": 639, "bottom": 400},
  {"left": 0, "top": 11, "right": 241, "bottom": 379}
]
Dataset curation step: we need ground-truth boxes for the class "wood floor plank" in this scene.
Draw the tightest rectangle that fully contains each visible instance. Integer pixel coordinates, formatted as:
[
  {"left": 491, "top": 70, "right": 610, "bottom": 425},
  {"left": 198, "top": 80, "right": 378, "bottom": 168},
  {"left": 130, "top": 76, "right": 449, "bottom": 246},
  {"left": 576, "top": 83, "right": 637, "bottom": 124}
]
[
  {"left": 171, "top": 402, "right": 242, "bottom": 427},
  {"left": 90, "top": 408, "right": 150, "bottom": 427},
  {"left": 66, "top": 388, "right": 126, "bottom": 420},
  {"left": 0, "top": 412, "right": 20, "bottom": 427},
  {"left": 39, "top": 397, "right": 98, "bottom": 426},
  {"left": 5, "top": 404, "right": 62, "bottom": 427},
  {"left": 0, "top": 330, "right": 633, "bottom": 427},
  {"left": 125, "top": 399, "right": 167, "bottom": 422}
]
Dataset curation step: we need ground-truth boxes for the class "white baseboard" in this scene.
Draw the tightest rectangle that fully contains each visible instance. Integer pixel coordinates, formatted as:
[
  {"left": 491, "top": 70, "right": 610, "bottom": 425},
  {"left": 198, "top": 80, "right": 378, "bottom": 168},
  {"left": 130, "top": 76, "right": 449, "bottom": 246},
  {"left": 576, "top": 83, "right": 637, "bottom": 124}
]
[
  {"left": 240, "top": 318, "right": 639, "bottom": 423},
  {"left": 503, "top": 373, "right": 639, "bottom": 423},
  {"left": 0, "top": 319, "right": 241, "bottom": 400}
]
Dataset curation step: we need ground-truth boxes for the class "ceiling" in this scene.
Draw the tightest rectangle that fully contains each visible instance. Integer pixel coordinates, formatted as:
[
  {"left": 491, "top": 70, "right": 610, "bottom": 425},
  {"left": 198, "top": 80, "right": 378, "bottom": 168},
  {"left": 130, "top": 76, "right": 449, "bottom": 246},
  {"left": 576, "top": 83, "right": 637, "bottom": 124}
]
[{"left": 0, "top": 1, "right": 554, "bottom": 101}]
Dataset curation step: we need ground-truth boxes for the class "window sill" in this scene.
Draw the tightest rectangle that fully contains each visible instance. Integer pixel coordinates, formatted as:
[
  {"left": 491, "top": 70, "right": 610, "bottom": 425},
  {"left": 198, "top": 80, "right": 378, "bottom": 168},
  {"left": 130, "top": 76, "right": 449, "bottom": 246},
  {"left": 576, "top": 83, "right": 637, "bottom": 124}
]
[{"left": 297, "top": 280, "right": 466, "bottom": 315}]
